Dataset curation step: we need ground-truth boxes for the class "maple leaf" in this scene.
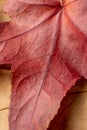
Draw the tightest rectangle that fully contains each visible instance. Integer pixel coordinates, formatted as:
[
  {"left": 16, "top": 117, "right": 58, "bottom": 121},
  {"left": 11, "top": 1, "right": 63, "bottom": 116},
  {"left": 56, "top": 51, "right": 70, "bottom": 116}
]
[{"left": 0, "top": 0, "right": 87, "bottom": 130}]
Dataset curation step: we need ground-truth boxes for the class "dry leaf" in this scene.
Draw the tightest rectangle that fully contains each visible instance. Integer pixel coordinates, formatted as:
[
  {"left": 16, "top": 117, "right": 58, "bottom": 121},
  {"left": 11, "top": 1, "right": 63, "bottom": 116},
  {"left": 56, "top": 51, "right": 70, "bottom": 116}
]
[{"left": 0, "top": 0, "right": 87, "bottom": 130}]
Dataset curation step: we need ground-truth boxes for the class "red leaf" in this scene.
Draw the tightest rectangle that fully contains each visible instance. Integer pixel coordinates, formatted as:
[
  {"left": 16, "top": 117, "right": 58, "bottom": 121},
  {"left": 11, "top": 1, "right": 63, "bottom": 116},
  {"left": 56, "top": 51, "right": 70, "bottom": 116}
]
[{"left": 0, "top": 0, "right": 87, "bottom": 130}]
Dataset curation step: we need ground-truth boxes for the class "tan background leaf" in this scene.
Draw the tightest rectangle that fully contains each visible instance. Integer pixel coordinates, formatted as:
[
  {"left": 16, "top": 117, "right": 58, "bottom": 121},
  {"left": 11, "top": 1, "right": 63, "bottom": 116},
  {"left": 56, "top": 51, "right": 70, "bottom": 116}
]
[
  {"left": 0, "top": 0, "right": 11, "bottom": 22},
  {"left": 0, "top": 69, "right": 11, "bottom": 130},
  {"left": 48, "top": 78, "right": 87, "bottom": 130}
]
